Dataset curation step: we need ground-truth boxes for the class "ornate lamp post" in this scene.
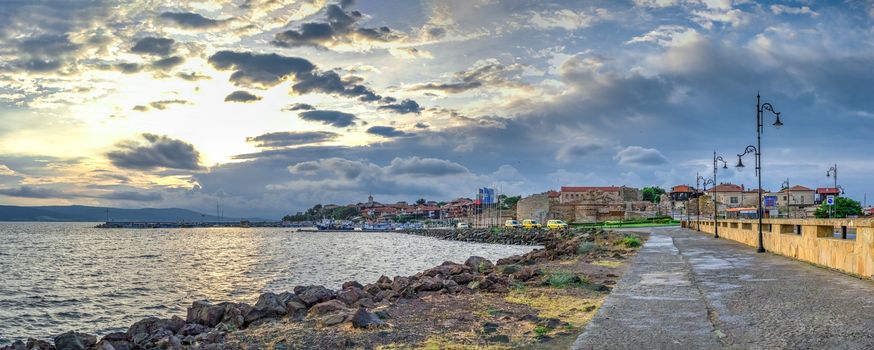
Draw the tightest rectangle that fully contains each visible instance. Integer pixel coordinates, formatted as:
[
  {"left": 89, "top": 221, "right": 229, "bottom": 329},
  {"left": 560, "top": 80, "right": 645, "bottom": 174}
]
[
  {"left": 735, "top": 93, "right": 783, "bottom": 253},
  {"left": 696, "top": 172, "right": 713, "bottom": 231},
  {"left": 712, "top": 152, "right": 728, "bottom": 238},
  {"left": 826, "top": 164, "right": 839, "bottom": 218}
]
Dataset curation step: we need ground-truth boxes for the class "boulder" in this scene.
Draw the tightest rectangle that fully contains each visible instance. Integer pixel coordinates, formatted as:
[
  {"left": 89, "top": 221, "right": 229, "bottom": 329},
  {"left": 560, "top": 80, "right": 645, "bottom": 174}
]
[
  {"left": 186, "top": 300, "right": 233, "bottom": 327},
  {"left": 373, "top": 289, "right": 398, "bottom": 302},
  {"left": 285, "top": 300, "right": 308, "bottom": 321},
  {"left": 412, "top": 277, "right": 444, "bottom": 292},
  {"left": 178, "top": 323, "right": 208, "bottom": 336},
  {"left": 511, "top": 267, "right": 539, "bottom": 282},
  {"left": 363, "top": 283, "right": 382, "bottom": 296},
  {"left": 351, "top": 308, "right": 387, "bottom": 329},
  {"left": 153, "top": 335, "right": 182, "bottom": 350},
  {"left": 376, "top": 275, "right": 392, "bottom": 289},
  {"left": 53, "top": 331, "right": 96, "bottom": 350},
  {"left": 244, "top": 292, "right": 289, "bottom": 325},
  {"left": 336, "top": 287, "right": 368, "bottom": 306},
  {"left": 4, "top": 340, "right": 24, "bottom": 350},
  {"left": 127, "top": 316, "right": 184, "bottom": 343},
  {"left": 97, "top": 333, "right": 131, "bottom": 350},
  {"left": 318, "top": 313, "right": 348, "bottom": 327},
  {"left": 450, "top": 272, "right": 475, "bottom": 285},
  {"left": 93, "top": 340, "right": 115, "bottom": 350},
  {"left": 464, "top": 256, "right": 494, "bottom": 274},
  {"left": 308, "top": 300, "right": 348, "bottom": 317},
  {"left": 293, "top": 286, "right": 336, "bottom": 307},
  {"left": 390, "top": 276, "right": 411, "bottom": 293},
  {"left": 25, "top": 338, "right": 54, "bottom": 350},
  {"left": 353, "top": 298, "right": 375, "bottom": 309},
  {"left": 342, "top": 281, "right": 364, "bottom": 290}
]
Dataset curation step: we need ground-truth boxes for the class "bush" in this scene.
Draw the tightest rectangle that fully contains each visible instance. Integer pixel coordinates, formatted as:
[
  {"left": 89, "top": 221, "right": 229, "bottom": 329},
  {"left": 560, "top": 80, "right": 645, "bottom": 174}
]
[
  {"left": 577, "top": 242, "right": 597, "bottom": 255},
  {"left": 534, "top": 325, "right": 552, "bottom": 336},
  {"left": 547, "top": 272, "right": 585, "bottom": 288},
  {"left": 617, "top": 236, "right": 642, "bottom": 248}
]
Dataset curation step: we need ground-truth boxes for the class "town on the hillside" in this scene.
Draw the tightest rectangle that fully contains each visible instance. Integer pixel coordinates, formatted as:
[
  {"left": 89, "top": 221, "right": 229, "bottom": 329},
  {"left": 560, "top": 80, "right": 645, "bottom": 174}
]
[{"left": 282, "top": 183, "right": 872, "bottom": 228}]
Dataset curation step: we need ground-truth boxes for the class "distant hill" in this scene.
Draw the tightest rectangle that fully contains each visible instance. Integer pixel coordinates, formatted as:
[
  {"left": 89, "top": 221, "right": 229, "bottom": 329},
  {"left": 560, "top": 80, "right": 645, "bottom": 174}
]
[{"left": 0, "top": 205, "right": 273, "bottom": 222}]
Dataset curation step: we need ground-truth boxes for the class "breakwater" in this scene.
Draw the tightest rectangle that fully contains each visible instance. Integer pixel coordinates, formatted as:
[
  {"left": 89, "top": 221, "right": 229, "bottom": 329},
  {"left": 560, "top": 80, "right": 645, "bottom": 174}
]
[
  {"left": 400, "top": 227, "right": 582, "bottom": 245},
  {"left": 0, "top": 228, "right": 606, "bottom": 350}
]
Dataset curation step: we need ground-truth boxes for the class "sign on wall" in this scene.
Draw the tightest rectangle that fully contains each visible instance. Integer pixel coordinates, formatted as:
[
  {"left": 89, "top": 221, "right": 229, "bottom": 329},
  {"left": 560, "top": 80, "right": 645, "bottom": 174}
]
[{"left": 763, "top": 195, "right": 777, "bottom": 208}]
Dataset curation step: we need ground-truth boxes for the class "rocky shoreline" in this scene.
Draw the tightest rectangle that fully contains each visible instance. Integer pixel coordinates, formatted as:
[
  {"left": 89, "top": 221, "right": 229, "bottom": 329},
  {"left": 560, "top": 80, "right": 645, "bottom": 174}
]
[
  {"left": 399, "top": 227, "right": 571, "bottom": 245},
  {"left": 2, "top": 228, "right": 638, "bottom": 350}
]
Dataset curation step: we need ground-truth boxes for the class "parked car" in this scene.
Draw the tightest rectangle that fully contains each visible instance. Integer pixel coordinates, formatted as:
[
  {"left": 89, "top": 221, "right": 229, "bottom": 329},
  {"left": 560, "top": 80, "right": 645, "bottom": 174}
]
[
  {"left": 522, "top": 219, "right": 542, "bottom": 229},
  {"left": 547, "top": 219, "right": 568, "bottom": 229},
  {"left": 456, "top": 222, "right": 470, "bottom": 229},
  {"left": 504, "top": 220, "right": 522, "bottom": 228}
]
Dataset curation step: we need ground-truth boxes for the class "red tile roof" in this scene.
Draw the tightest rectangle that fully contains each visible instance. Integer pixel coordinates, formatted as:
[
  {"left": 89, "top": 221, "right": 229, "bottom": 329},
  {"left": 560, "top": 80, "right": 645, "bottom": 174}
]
[
  {"left": 547, "top": 190, "right": 560, "bottom": 198},
  {"left": 561, "top": 186, "right": 620, "bottom": 192},
  {"left": 782, "top": 185, "right": 813, "bottom": 192},
  {"left": 816, "top": 188, "right": 840, "bottom": 194},
  {"left": 671, "top": 185, "right": 693, "bottom": 193},
  {"left": 709, "top": 184, "right": 743, "bottom": 192}
]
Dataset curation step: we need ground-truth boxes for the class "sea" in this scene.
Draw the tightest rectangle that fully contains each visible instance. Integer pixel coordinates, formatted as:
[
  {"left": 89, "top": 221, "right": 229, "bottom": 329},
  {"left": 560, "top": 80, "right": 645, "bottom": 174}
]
[{"left": 0, "top": 222, "right": 535, "bottom": 344}]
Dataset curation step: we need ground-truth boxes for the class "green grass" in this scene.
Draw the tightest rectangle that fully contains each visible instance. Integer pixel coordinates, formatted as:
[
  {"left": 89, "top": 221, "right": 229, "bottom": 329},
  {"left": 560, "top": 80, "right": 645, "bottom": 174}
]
[
  {"left": 576, "top": 242, "right": 598, "bottom": 255},
  {"left": 571, "top": 216, "right": 680, "bottom": 229},
  {"left": 533, "top": 325, "right": 552, "bottom": 336},
  {"left": 617, "top": 236, "right": 642, "bottom": 248},
  {"left": 547, "top": 272, "right": 588, "bottom": 288}
]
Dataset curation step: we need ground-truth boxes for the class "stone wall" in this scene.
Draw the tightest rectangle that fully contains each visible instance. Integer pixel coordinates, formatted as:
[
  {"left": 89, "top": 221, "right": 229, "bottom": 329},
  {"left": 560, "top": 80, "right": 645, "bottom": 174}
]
[
  {"left": 516, "top": 193, "right": 552, "bottom": 222},
  {"left": 687, "top": 218, "right": 874, "bottom": 279}
]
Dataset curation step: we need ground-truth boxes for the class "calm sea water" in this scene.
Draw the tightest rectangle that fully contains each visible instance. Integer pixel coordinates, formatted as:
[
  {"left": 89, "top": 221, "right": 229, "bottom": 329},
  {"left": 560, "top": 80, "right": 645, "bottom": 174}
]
[{"left": 0, "top": 222, "right": 534, "bottom": 344}]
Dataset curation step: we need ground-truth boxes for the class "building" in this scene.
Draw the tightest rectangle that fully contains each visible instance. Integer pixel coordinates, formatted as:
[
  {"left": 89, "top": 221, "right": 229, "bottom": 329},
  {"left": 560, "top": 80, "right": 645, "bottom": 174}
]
[
  {"left": 559, "top": 186, "right": 641, "bottom": 204},
  {"left": 706, "top": 183, "right": 760, "bottom": 209},
  {"left": 815, "top": 188, "right": 841, "bottom": 204},
  {"left": 517, "top": 186, "right": 650, "bottom": 224},
  {"left": 776, "top": 185, "right": 815, "bottom": 218}
]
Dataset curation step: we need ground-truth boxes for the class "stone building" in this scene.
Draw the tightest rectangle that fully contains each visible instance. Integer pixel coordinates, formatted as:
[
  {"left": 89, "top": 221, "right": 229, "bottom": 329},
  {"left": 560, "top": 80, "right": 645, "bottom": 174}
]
[{"left": 517, "top": 186, "right": 652, "bottom": 224}]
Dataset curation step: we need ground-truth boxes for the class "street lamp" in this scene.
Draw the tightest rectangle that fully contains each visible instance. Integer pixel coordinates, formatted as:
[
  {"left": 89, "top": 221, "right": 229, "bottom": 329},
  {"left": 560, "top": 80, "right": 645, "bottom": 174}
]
[
  {"left": 736, "top": 93, "right": 783, "bottom": 253},
  {"left": 712, "top": 152, "right": 728, "bottom": 238},
  {"left": 696, "top": 172, "right": 714, "bottom": 231},
  {"left": 826, "top": 164, "right": 838, "bottom": 218}
]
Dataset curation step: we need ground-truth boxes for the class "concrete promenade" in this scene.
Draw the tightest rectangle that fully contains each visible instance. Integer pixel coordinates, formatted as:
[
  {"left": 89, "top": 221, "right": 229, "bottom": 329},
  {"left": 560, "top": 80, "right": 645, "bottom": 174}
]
[{"left": 573, "top": 226, "right": 874, "bottom": 349}]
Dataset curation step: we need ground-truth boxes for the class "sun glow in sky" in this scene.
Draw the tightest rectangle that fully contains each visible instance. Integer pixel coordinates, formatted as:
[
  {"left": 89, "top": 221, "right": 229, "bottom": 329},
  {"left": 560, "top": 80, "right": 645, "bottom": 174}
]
[{"left": 2, "top": 0, "right": 874, "bottom": 217}]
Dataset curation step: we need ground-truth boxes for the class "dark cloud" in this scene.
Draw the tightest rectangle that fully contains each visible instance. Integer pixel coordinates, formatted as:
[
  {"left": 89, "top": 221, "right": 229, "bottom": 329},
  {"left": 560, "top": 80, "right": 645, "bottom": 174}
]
[
  {"left": 292, "top": 71, "right": 381, "bottom": 101},
  {"left": 149, "top": 99, "right": 189, "bottom": 110},
  {"left": 410, "top": 81, "right": 482, "bottom": 93},
  {"left": 386, "top": 157, "right": 468, "bottom": 176},
  {"left": 556, "top": 142, "right": 604, "bottom": 162},
  {"left": 132, "top": 105, "right": 149, "bottom": 112},
  {"left": 16, "top": 59, "right": 63, "bottom": 72},
  {"left": 0, "top": 186, "right": 76, "bottom": 199},
  {"left": 614, "top": 146, "right": 668, "bottom": 166},
  {"left": 282, "top": 103, "right": 315, "bottom": 111},
  {"left": 106, "top": 133, "right": 202, "bottom": 171},
  {"left": 114, "top": 62, "right": 142, "bottom": 74},
  {"left": 366, "top": 126, "right": 413, "bottom": 138},
  {"left": 414, "top": 122, "right": 429, "bottom": 129},
  {"left": 224, "top": 90, "right": 262, "bottom": 103},
  {"left": 298, "top": 110, "right": 358, "bottom": 127},
  {"left": 207, "top": 50, "right": 315, "bottom": 88},
  {"left": 271, "top": 4, "right": 399, "bottom": 48},
  {"left": 177, "top": 72, "right": 211, "bottom": 81},
  {"left": 410, "top": 60, "right": 526, "bottom": 93},
  {"left": 378, "top": 99, "right": 421, "bottom": 114},
  {"left": 98, "top": 191, "right": 162, "bottom": 201},
  {"left": 18, "top": 34, "right": 80, "bottom": 56},
  {"left": 131, "top": 37, "right": 175, "bottom": 56},
  {"left": 159, "top": 12, "right": 228, "bottom": 29},
  {"left": 151, "top": 56, "right": 185, "bottom": 70},
  {"left": 246, "top": 131, "right": 339, "bottom": 148}
]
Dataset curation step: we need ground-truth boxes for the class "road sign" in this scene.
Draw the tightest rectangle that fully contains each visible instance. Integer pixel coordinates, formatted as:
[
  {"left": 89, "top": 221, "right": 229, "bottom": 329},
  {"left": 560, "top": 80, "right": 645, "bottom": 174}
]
[
  {"left": 764, "top": 195, "right": 777, "bottom": 208},
  {"left": 827, "top": 195, "right": 835, "bottom": 206}
]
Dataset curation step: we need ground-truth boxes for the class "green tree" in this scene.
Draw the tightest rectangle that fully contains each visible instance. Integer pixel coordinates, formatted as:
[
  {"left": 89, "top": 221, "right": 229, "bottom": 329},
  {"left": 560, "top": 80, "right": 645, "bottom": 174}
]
[
  {"left": 641, "top": 186, "right": 666, "bottom": 203},
  {"left": 416, "top": 198, "right": 426, "bottom": 205},
  {"left": 501, "top": 195, "right": 521, "bottom": 209},
  {"left": 815, "top": 197, "right": 862, "bottom": 218}
]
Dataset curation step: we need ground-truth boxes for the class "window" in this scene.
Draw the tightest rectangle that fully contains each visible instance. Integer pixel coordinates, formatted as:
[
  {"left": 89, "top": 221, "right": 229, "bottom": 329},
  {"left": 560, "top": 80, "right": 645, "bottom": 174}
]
[
  {"left": 783, "top": 196, "right": 788, "bottom": 201},
  {"left": 730, "top": 197, "right": 738, "bottom": 204}
]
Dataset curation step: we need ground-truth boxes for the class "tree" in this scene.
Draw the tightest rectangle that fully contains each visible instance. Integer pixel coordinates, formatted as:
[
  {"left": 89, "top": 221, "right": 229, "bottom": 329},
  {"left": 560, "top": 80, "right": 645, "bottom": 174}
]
[
  {"left": 815, "top": 197, "right": 862, "bottom": 218},
  {"left": 416, "top": 198, "right": 426, "bottom": 205},
  {"left": 501, "top": 195, "right": 521, "bottom": 210},
  {"left": 641, "top": 187, "right": 666, "bottom": 203}
]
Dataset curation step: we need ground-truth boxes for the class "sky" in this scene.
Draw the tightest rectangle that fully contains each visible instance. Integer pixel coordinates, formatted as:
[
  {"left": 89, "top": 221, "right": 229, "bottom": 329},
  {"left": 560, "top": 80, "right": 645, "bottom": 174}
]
[{"left": 1, "top": 0, "right": 873, "bottom": 218}]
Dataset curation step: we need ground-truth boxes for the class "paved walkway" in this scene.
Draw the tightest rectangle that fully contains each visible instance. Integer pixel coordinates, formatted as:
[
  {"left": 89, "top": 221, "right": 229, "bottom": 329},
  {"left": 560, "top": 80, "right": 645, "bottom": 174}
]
[{"left": 573, "top": 227, "right": 874, "bottom": 350}]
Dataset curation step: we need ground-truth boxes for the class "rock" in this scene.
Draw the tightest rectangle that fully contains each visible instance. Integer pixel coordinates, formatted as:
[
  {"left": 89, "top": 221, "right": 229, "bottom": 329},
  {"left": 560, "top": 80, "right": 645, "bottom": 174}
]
[
  {"left": 94, "top": 340, "right": 115, "bottom": 350},
  {"left": 486, "top": 335, "right": 510, "bottom": 343},
  {"left": 244, "top": 292, "right": 288, "bottom": 325},
  {"left": 500, "top": 264, "right": 521, "bottom": 275},
  {"left": 342, "top": 281, "right": 364, "bottom": 290},
  {"left": 376, "top": 275, "right": 393, "bottom": 289},
  {"left": 25, "top": 338, "right": 54, "bottom": 350},
  {"left": 412, "top": 277, "right": 444, "bottom": 292},
  {"left": 351, "top": 308, "right": 387, "bottom": 329},
  {"left": 464, "top": 256, "right": 494, "bottom": 274},
  {"left": 154, "top": 335, "right": 182, "bottom": 350},
  {"left": 53, "top": 331, "right": 96, "bottom": 350},
  {"left": 374, "top": 310, "right": 391, "bottom": 319},
  {"left": 336, "top": 287, "right": 368, "bottom": 306},
  {"left": 5, "top": 340, "right": 24, "bottom": 350},
  {"left": 481, "top": 322, "right": 499, "bottom": 334},
  {"left": 363, "top": 283, "right": 382, "bottom": 296},
  {"left": 511, "top": 267, "right": 539, "bottom": 282},
  {"left": 181, "top": 336, "right": 195, "bottom": 345},
  {"left": 179, "top": 323, "right": 208, "bottom": 336},
  {"left": 538, "top": 318, "right": 562, "bottom": 329},
  {"left": 373, "top": 289, "right": 398, "bottom": 302},
  {"left": 318, "top": 313, "right": 348, "bottom": 327},
  {"left": 353, "top": 298, "right": 375, "bottom": 309},
  {"left": 308, "top": 300, "right": 348, "bottom": 317},
  {"left": 450, "top": 272, "right": 475, "bottom": 285},
  {"left": 285, "top": 300, "right": 308, "bottom": 321},
  {"left": 294, "top": 285, "right": 336, "bottom": 307},
  {"left": 391, "top": 276, "right": 411, "bottom": 293},
  {"left": 186, "top": 300, "right": 236, "bottom": 327},
  {"left": 127, "top": 316, "right": 184, "bottom": 344},
  {"left": 97, "top": 333, "right": 131, "bottom": 350}
]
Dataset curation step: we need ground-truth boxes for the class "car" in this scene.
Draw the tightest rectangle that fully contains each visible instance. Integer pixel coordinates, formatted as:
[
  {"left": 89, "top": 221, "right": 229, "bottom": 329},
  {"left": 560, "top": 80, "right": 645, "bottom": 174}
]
[
  {"left": 547, "top": 220, "right": 568, "bottom": 229},
  {"left": 504, "top": 220, "right": 522, "bottom": 228},
  {"left": 456, "top": 222, "right": 470, "bottom": 229},
  {"left": 522, "top": 219, "right": 542, "bottom": 229}
]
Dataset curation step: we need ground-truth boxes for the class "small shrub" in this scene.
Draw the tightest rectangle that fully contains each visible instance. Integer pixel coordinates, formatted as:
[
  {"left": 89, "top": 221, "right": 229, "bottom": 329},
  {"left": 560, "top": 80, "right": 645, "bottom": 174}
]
[
  {"left": 478, "top": 261, "right": 492, "bottom": 274},
  {"left": 577, "top": 242, "right": 597, "bottom": 255},
  {"left": 501, "top": 264, "right": 521, "bottom": 274},
  {"left": 534, "top": 325, "right": 552, "bottom": 336},
  {"left": 510, "top": 281, "right": 526, "bottom": 291},
  {"left": 617, "top": 236, "right": 642, "bottom": 248},
  {"left": 547, "top": 272, "right": 579, "bottom": 288}
]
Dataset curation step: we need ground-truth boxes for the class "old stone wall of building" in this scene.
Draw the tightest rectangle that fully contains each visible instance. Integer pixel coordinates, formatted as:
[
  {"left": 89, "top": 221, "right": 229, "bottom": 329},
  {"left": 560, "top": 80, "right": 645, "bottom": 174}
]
[{"left": 517, "top": 193, "right": 551, "bottom": 222}]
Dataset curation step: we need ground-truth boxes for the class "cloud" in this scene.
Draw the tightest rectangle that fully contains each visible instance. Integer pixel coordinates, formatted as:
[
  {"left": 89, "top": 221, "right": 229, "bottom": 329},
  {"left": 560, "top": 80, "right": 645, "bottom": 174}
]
[
  {"left": 526, "top": 8, "right": 612, "bottom": 30},
  {"left": 414, "top": 122, "right": 429, "bottom": 129},
  {"left": 291, "top": 70, "right": 382, "bottom": 101},
  {"left": 98, "top": 191, "right": 162, "bottom": 201},
  {"left": 106, "top": 133, "right": 202, "bottom": 171},
  {"left": 556, "top": 142, "right": 605, "bottom": 162},
  {"left": 177, "top": 72, "right": 211, "bottom": 81},
  {"left": 378, "top": 99, "right": 421, "bottom": 114},
  {"left": 246, "top": 131, "right": 339, "bottom": 148},
  {"left": 0, "top": 186, "right": 76, "bottom": 199},
  {"left": 207, "top": 50, "right": 316, "bottom": 89},
  {"left": 151, "top": 56, "right": 185, "bottom": 71},
  {"left": 298, "top": 110, "right": 358, "bottom": 127},
  {"left": 149, "top": 99, "right": 189, "bottom": 110},
  {"left": 224, "top": 90, "right": 262, "bottom": 103},
  {"left": 615, "top": 146, "right": 669, "bottom": 166},
  {"left": 366, "top": 126, "right": 413, "bottom": 138},
  {"left": 389, "top": 47, "right": 433, "bottom": 59},
  {"left": 158, "top": 11, "right": 229, "bottom": 29},
  {"left": 770, "top": 5, "right": 817, "bottom": 17},
  {"left": 18, "top": 34, "right": 80, "bottom": 56},
  {"left": 282, "top": 103, "right": 315, "bottom": 111},
  {"left": 131, "top": 37, "right": 175, "bottom": 56},
  {"left": 386, "top": 157, "right": 468, "bottom": 176},
  {"left": 271, "top": 4, "right": 400, "bottom": 49},
  {"left": 410, "top": 59, "right": 528, "bottom": 94}
]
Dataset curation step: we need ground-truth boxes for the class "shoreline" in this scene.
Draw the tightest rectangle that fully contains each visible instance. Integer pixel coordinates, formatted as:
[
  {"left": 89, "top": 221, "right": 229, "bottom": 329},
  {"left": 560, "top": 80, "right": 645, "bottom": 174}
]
[{"left": 1, "top": 228, "right": 645, "bottom": 350}]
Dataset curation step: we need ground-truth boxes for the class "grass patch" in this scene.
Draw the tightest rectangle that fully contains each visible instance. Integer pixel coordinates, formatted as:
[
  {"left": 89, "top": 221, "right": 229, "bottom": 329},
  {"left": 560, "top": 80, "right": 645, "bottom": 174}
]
[
  {"left": 591, "top": 260, "right": 622, "bottom": 268},
  {"left": 415, "top": 335, "right": 513, "bottom": 350},
  {"left": 547, "top": 272, "right": 585, "bottom": 288},
  {"left": 617, "top": 236, "right": 642, "bottom": 248},
  {"left": 533, "top": 325, "right": 552, "bottom": 336},
  {"left": 504, "top": 287, "right": 603, "bottom": 325},
  {"left": 577, "top": 242, "right": 598, "bottom": 255}
]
